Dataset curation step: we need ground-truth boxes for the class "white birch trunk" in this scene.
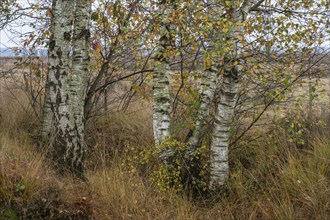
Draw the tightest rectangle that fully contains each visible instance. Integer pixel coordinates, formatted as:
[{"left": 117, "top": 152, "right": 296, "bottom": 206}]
[
  {"left": 209, "top": 71, "right": 239, "bottom": 188},
  {"left": 153, "top": 3, "right": 173, "bottom": 164},
  {"left": 68, "top": 0, "right": 91, "bottom": 176},
  {"left": 153, "top": 61, "right": 171, "bottom": 145},
  {"left": 185, "top": 66, "right": 217, "bottom": 156},
  {"left": 41, "top": 66, "right": 54, "bottom": 141},
  {"left": 46, "top": 0, "right": 85, "bottom": 177},
  {"left": 209, "top": 0, "right": 258, "bottom": 189},
  {"left": 153, "top": 57, "right": 172, "bottom": 165},
  {"left": 40, "top": 1, "right": 56, "bottom": 142}
]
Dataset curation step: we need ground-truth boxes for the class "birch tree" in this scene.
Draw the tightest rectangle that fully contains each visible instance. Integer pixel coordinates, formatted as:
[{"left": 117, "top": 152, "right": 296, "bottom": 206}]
[
  {"left": 45, "top": 0, "right": 79, "bottom": 175},
  {"left": 185, "top": 1, "right": 220, "bottom": 158},
  {"left": 69, "top": 0, "right": 91, "bottom": 175},
  {"left": 209, "top": 0, "right": 264, "bottom": 189},
  {"left": 40, "top": 0, "right": 56, "bottom": 142},
  {"left": 152, "top": 1, "right": 173, "bottom": 164},
  {"left": 153, "top": 1, "right": 172, "bottom": 145},
  {"left": 41, "top": 0, "right": 91, "bottom": 178}
]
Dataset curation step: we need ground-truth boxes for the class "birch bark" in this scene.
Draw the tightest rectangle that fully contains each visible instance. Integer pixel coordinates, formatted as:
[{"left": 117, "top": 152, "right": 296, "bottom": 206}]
[
  {"left": 209, "top": 0, "right": 258, "bottom": 189},
  {"left": 41, "top": 59, "right": 54, "bottom": 142},
  {"left": 68, "top": 0, "right": 91, "bottom": 177},
  {"left": 153, "top": 61, "right": 171, "bottom": 146},
  {"left": 46, "top": 0, "right": 85, "bottom": 177},
  {"left": 185, "top": 51, "right": 218, "bottom": 157},
  {"left": 153, "top": 2, "right": 173, "bottom": 164},
  {"left": 40, "top": 0, "right": 56, "bottom": 142}
]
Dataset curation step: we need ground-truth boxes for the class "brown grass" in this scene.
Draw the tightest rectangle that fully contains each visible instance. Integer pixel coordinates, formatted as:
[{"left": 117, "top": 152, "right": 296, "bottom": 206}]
[{"left": 0, "top": 90, "right": 329, "bottom": 219}]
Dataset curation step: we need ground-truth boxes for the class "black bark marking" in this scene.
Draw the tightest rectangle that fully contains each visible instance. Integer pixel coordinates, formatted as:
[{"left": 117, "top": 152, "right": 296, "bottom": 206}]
[{"left": 63, "top": 31, "right": 71, "bottom": 41}]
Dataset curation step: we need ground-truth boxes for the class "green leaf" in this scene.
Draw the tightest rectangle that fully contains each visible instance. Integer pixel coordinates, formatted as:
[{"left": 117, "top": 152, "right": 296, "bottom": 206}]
[
  {"left": 91, "top": 12, "right": 99, "bottom": 21},
  {"left": 15, "top": 183, "right": 26, "bottom": 192}
]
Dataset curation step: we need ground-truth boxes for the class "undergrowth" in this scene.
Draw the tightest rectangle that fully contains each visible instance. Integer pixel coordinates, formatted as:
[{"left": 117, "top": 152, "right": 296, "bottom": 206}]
[{"left": 0, "top": 97, "right": 329, "bottom": 219}]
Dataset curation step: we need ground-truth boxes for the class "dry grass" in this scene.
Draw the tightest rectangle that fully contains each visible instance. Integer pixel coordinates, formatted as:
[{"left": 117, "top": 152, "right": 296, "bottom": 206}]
[
  {"left": 85, "top": 104, "right": 153, "bottom": 170},
  {"left": 0, "top": 92, "right": 329, "bottom": 219},
  {"left": 87, "top": 165, "right": 198, "bottom": 219}
]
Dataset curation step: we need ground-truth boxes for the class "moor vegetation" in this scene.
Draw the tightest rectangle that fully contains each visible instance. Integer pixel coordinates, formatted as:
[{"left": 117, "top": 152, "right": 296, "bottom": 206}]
[
  {"left": 0, "top": 84, "right": 329, "bottom": 219},
  {"left": 0, "top": 0, "right": 330, "bottom": 219}
]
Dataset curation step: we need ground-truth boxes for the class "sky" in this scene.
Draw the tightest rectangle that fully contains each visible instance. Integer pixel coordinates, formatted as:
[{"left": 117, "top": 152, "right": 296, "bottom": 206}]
[
  {"left": 0, "top": 26, "right": 32, "bottom": 48},
  {"left": 0, "top": 0, "right": 35, "bottom": 48}
]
